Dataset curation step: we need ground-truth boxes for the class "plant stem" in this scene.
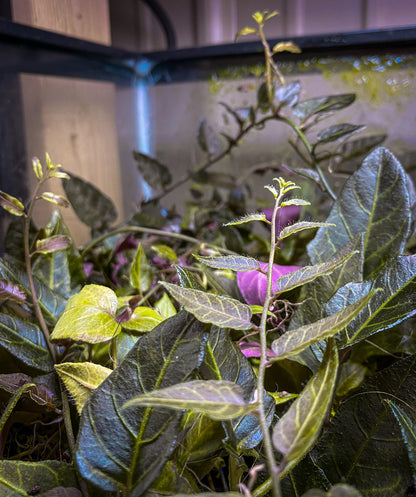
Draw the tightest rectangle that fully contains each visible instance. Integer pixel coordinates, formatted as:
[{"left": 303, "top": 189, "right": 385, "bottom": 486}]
[
  {"left": 80, "top": 225, "right": 238, "bottom": 258},
  {"left": 23, "top": 183, "right": 57, "bottom": 362},
  {"left": 256, "top": 189, "right": 283, "bottom": 497}
]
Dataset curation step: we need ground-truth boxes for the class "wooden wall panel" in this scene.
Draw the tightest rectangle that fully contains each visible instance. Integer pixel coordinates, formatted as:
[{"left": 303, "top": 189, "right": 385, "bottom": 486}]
[{"left": 11, "top": 0, "right": 123, "bottom": 244}]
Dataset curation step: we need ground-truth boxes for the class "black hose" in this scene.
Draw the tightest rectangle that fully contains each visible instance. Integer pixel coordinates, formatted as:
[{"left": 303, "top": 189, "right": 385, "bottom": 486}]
[{"left": 140, "top": 0, "right": 177, "bottom": 49}]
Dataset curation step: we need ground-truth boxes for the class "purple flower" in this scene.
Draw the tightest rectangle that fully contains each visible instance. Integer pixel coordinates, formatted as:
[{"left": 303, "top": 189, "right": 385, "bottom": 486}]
[
  {"left": 239, "top": 341, "right": 277, "bottom": 358},
  {"left": 263, "top": 205, "right": 301, "bottom": 235},
  {"left": 237, "top": 261, "right": 301, "bottom": 306}
]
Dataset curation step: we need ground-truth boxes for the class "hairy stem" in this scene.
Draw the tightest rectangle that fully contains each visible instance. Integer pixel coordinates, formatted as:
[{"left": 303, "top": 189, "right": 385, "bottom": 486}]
[
  {"left": 256, "top": 190, "right": 284, "bottom": 497},
  {"left": 24, "top": 183, "right": 57, "bottom": 362}
]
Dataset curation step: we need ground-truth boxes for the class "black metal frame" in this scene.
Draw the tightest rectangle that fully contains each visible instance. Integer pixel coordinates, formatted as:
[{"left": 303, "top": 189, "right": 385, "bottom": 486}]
[{"left": 0, "top": 17, "right": 415, "bottom": 84}]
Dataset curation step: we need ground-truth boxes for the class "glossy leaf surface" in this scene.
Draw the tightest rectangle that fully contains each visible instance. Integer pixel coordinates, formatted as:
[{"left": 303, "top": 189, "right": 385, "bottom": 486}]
[
  {"left": 200, "top": 327, "right": 275, "bottom": 449},
  {"left": 316, "top": 123, "right": 364, "bottom": 144},
  {"left": 273, "top": 246, "right": 357, "bottom": 295},
  {"left": 55, "top": 362, "right": 112, "bottom": 414},
  {"left": 271, "top": 290, "right": 375, "bottom": 360},
  {"left": 75, "top": 312, "right": 208, "bottom": 494},
  {"left": 326, "top": 255, "right": 416, "bottom": 348},
  {"left": 273, "top": 341, "right": 338, "bottom": 476},
  {"left": 161, "top": 282, "right": 252, "bottom": 330},
  {"left": 195, "top": 254, "right": 260, "bottom": 272},
  {"left": 275, "top": 80, "right": 301, "bottom": 107},
  {"left": 294, "top": 93, "right": 355, "bottom": 121},
  {"left": 0, "top": 313, "right": 53, "bottom": 373},
  {"left": 308, "top": 148, "right": 410, "bottom": 278},
  {"left": 125, "top": 380, "right": 256, "bottom": 420},
  {"left": 0, "top": 460, "right": 77, "bottom": 497},
  {"left": 62, "top": 172, "right": 117, "bottom": 229},
  {"left": 50, "top": 285, "right": 119, "bottom": 344},
  {"left": 314, "top": 354, "right": 416, "bottom": 495}
]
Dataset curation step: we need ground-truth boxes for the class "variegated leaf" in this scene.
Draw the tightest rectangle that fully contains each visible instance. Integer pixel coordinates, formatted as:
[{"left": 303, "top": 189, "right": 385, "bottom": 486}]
[
  {"left": 195, "top": 254, "right": 260, "bottom": 272},
  {"left": 279, "top": 222, "right": 335, "bottom": 241},
  {"left": 273, "top": 247, "right": 358, "bottom": 295},
  {"left": 273, "top": 340, "right": 338, "bottom": 476},
  {"left": 224, "top": 212, "right": 267, "bottom": 226},
  {"left": 124, "top": 380, "right": 257, "bottom": 421},
  {"left": 271, "top": 290, "right": 376, "bottom": 360},
  {"left": 160, "top": 282, "right": 252, "bottom": 330}
]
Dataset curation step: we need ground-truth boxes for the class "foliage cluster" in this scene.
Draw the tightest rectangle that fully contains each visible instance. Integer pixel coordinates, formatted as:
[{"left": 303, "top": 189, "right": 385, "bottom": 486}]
[{"left": 0, "top": 10, "right": 416, "bottom": 497}]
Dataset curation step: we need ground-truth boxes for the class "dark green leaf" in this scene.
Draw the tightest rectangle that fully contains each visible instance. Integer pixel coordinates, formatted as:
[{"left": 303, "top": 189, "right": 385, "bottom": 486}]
[
  {"left": 326, "top": 255, "right": 416, "bottom": 348},
  {"left": 308, "top": 148, "right": 411, "bottom": 278},
  {"left": 294, "top": 94, "right": 356, "bottom": 121},
  {"left": 316, "top": 124, "right": 364, "bottom": 145},
  {"left": 0, "top": 313, "right": 54, "bottom": 373},
  {"left": 133, "top": 151, "right": 172, "bottom": 193},
  {"left": 338, "top": 134, "right": 386, "bottom": 163},
  {"left": 124, "top": 380, "right": 256, "bottom": 420},
  {"left": 75, "top": 312, "right": 209, "bottom": 494},
  {"left": 271, "top": 290, "right": 375, "bottom": 360},
  {"left": 0, "top": 460, "right": 77, "bottom": 497},
  {"left": 273, "top": 340, "right": 338, "bottom": 476},
  {"left": 314, "top": 354, "right": 416, "bottom": 496},
  {"left": 161, "top": 282, "right": 252, "bottom": 330},
  {"left": 301, "top": 485, "right": 364, "bottom": 497},
  {"left": 199, "top": 328, "right": 275, "bottom": 450},
  {"left": 195, "top": 254, "right": 260, "bottom": 272},
  {"left": 39, "top": 488, "right": 82, "bottom": 497},
  {"left": 386, "top": 399, "right": 416, "bottom": 479},
  {"left": 335, "top": 362, "right": 367, "bottom": 399},
  {"left": 62, "top": 172, "right": 117, "bottom": 229},
  {"left": 175, "top": 265, "right": 205, "bottom": 291},
  {"left": 0, "top": 382, "right": 36, "bottom": 432},
  {"left": 197, "top": 118, "right": 221, "bottom": 155},
  {"left": 257, "top": 82, "right": 270, "bottom": 112}
]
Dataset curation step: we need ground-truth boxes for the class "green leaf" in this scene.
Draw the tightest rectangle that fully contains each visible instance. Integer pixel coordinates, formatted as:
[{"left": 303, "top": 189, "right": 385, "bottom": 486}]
[
  {"left": 0, "top": 191, "right": 25, "bottom": 216},
  {"left": 175, "top": 265, "right": 205, "bottom": 291},
  {"left": 75, "top": 311, "right": 209, "bottom": 494},
  {"left": 273, "top": 246, "right": 357, "bottom": 295},
  {"left": 62, "top": 172, "right": 117, "bottom": 229},
  {"left": 0, "top": 258, "right": 67, "bottom": 324},
  {"left": 130, "top": 244, "right": 152, "bottom": 292},
  {"left": 275, "top": 80, "right": 301, "bottom": 108},
  {"left": 55, "top": 362, "right": 112, "bottom": 414},
  {"left": 326, "top": 255, "right": 416, "bottom": 348},
  {"left": 122, "top": 306, "right": 163, "bottom": 332},
  {"left": 294, "top": 93, "right": 356, "bottom": 121},
  {"left": 314, "top": 354, "right": 416, "bottom": 495},
  {"left": 32, "top": 210, "right": 84, "bottom": 297},
  {"left": 335, "top": 361, "right": 367, "bottom": 398},
  {"left": 338, "top": 134, "right": 386, "bottom": 163},
  {"left": 273, "top": 340, "right": 339, "bottom": 476},
  {"left": 279, "top": 221, "right": 335, "bottom": 241},
  {"left": 34, "top": 235, "right": 70, "bottom": 254},
  {"left": 281, "top": 199, "right": 310, "bottom": 207},
  {"left": 234, "top": 26, "right": 257, "bottom": 40},
  {"left": 124, "top": 380, "right": 257, "bottom": 420},
  {"left": 40, "top": 192, "right": 69, "bottom": 208},
  {"left": 133, "top": 151, "right": 172, "bottom": 195},
  {"left": 38, "top": 488, "right": 82, "bottom": 497},
  {"left": 385, "top": 399, "right": 416, "bottom": 478},
  {"left": 224, "top": 212, "right": 267, "bottom": 226},
  {"left": 199, "top": 328, "right": 275, "bottom": 450},
  {"left": 0, "top": 460, "right": 77, "bottom": 497},
  {"left": 50, "top": 284, "right": 119, "bottom": 344},
  {"left": 272, "top": 41, "right": 301, "bottom": 54},
  {"left": 0, "top": 382, "right": 36, "bottom": 432},
  {"left": 301, "top": 485, "right": 364, "bottom": 497},
  {"left": 154, "top": 293, "right": 177, "bottom": 319},
  {"left": 316, "top": 123, "right": 364, "bottom": 144},
  {"left": 160, "top": 282, "right": 252, "bottom": 330},
  {"left": 308, "top": 148, "right": 411, "bottom": 278},
  {"left": 32, "top": 157, "right": 43, "bottom": 180},
  {"left": 0, "top": 313, "right": 54, "bottom": 373},
  {"left": 271, "top": 290, "right": 375, "bottom": 360},
  {"left": 151, "top": 244, "right": 177, "bottom": 262},
  {"left": 197, "top": 118, "right": 221, "bottom": 156},
  {"left": 195, "top": 254, "right": 260, "bottom": 271}
]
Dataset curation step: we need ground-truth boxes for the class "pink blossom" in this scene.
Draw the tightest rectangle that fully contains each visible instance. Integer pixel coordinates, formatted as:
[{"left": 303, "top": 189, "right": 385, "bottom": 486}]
[{"left": 237, "top": 261, "right": 301, "bottom": 306}]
